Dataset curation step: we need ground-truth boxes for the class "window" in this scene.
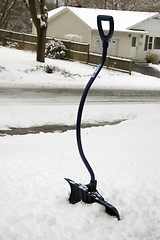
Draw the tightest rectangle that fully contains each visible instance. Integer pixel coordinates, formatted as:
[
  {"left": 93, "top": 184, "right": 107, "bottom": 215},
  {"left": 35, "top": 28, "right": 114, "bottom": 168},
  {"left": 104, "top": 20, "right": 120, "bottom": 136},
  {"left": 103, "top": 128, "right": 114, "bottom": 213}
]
[
  {"left": 144, "top": 35, "right": 153, "bottom": 50},
  {"left": 144, "top": 35, "right": 160, "bottom": 51},
  {"left": 154, "top": 37, "right": 160, "bottom": 50},
  {"left": 148, "top": 37, "right": 153, "bottom": 49},
  {"left": 144, "top": 35, "right": 149, "bottom": 51},
  {"left": 131, "top": 36, "right": 137, "bottom": 47}
]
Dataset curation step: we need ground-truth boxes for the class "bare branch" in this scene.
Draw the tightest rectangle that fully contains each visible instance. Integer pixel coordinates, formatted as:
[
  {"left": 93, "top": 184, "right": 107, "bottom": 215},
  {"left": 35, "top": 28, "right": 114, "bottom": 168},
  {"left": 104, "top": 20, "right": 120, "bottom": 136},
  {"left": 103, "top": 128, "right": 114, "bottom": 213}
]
[
  {"left": 22, "top": 0, "right": 30, "bottom": 10},
  {"left": 27, "top": 0, "right": 40, "bottom": 28},
  {"left": 0, "top": 0, "right": 17, "bottom": 26}
]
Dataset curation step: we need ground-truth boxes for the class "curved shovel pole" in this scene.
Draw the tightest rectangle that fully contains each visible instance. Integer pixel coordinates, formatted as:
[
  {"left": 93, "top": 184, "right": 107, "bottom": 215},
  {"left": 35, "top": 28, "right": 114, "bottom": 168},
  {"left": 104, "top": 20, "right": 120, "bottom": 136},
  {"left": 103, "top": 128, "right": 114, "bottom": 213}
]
[
  {"left": 76, "top": 15, "right": 114, "bottom": 189},
  {"left": 65, "top": 16, "right": 120, "bottom": 220}
]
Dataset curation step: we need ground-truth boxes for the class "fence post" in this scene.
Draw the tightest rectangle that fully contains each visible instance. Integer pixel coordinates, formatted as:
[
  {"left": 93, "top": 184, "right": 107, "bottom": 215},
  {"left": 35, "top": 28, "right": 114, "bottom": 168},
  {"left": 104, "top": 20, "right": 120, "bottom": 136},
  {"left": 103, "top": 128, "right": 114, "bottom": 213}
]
[
  {"left": 22, "top": 32, "right": 25, "bottom": 49},
  {"left": 86, "top": 44, "right": 89, "bottom": 64},
  {"left": 106, "top": 56, "right": 109, "bottom": 69},
  {"left": 129, "top": 60, "right": 132, "bottom": 75},
  {"left": 68, "top": 40, "right": 71, "bottom": 60},
  {"left": 9, "top": 30, "right": 12, "bottom": 41}
]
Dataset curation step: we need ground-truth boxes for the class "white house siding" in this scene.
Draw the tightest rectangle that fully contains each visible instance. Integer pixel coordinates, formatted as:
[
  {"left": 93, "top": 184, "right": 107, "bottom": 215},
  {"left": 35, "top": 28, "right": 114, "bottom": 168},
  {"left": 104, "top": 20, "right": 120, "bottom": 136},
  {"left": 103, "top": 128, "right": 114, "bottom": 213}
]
[
  {"left": 116, "top": 32, "right": 131, "bottom": 59},
  {"left": 91, "top": 30, "right": 132, "bottom": 59},
  {"left": 47, "top": 10, "right": 90, "bottom": 43},
  {"left": 132, "top": 17, "right": 160, "bottom": 61}
]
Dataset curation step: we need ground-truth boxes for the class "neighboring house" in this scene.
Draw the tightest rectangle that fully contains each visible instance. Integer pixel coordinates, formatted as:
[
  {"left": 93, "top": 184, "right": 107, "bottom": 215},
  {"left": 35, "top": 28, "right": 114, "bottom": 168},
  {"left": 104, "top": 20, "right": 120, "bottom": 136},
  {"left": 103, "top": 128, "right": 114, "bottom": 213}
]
[{"left": 34, "top": 6, "right": 160, "bottom": 61}]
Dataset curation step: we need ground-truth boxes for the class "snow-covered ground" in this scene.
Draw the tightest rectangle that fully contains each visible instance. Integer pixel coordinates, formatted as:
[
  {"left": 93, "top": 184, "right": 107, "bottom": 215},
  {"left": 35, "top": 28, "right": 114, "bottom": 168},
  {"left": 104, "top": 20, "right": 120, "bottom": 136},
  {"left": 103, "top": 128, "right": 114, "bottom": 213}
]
[
  {"left": 149, "top": 63, "right": 160, "bottom": 72},
  {"left": 0, "top": 46, "right": 160, "bottom": 91},
  {"left": 0, "top": 47, "right": 160, "bottom": 240}
]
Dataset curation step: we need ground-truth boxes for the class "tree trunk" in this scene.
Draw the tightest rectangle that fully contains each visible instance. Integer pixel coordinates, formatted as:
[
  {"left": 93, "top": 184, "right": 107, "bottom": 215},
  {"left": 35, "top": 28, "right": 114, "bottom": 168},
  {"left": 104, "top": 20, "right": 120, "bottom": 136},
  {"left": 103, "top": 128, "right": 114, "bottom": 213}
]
[
  {"left": 37, "top": 26, "right": 47, "bottom": 62},
  {"left": 56, "top": 0, "right": 58, "bottom": 8},
  {"left": 25, "top": 0, "right": 48, "bottom": 63}
]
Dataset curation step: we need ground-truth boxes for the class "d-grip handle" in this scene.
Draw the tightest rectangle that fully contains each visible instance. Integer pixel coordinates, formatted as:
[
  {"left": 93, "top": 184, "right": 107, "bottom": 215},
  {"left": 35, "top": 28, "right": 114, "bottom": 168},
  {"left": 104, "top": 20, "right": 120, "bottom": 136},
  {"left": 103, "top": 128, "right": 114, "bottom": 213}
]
[{"left": 97, "top": 15, "right": 114, "bottom": 42}]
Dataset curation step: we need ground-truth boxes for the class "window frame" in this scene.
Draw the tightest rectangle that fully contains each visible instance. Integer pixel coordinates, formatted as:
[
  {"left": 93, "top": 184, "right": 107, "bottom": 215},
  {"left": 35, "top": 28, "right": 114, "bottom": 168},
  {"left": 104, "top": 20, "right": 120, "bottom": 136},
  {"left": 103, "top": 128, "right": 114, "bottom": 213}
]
[
  {"left": 144, "top": 35, "right": 160, "bottom": 51},
  {"left": 153, "top": 37, "right": 160, "bottom": 50},
  {"left": 148, "top": 36, "right": 153, "bottom": 49}
]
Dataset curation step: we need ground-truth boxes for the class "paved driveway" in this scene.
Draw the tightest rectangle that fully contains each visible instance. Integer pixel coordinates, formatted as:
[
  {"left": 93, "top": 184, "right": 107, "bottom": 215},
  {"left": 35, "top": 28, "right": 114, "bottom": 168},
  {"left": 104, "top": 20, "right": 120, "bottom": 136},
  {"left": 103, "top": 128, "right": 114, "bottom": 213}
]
[{"left": 132, "top": 62, "right": 160, "bottom": 78}]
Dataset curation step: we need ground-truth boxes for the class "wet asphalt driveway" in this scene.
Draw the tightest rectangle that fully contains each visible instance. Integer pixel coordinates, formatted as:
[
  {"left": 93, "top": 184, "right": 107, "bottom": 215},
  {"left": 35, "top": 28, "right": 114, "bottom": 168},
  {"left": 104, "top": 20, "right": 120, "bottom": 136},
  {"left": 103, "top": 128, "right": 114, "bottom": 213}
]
[{"left": 132, "top": 62, "right": 160, "bottom": 78}]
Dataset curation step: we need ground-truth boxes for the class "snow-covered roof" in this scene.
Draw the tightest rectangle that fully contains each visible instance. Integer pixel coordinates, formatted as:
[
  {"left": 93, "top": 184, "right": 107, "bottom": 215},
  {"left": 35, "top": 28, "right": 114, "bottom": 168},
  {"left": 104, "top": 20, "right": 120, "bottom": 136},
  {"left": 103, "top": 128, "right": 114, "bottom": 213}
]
[{"left": 48, "top": 6, "right": 158, "bottom": 32}]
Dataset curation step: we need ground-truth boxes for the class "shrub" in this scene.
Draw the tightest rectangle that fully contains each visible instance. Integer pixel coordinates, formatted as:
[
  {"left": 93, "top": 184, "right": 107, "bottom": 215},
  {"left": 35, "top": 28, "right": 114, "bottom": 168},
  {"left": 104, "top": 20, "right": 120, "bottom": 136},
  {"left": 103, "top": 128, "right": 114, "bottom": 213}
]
[
  {"left": 145, "top": 53, "right": 159, "bottom": 64},
  {"left": 44, "top": 65, "right": 72, "bottom": 76},
  {"left": 45, "top": 65, "right": 53, "bottom": 73},
  {"left": 5, "top": 41, "right": 19, "bottom": 49},
  {"left": 45, "top": 38, "right": 67, "bottom": 59},
  {"left": 0, "top": 66, "right": 6, "bottom": 72}
]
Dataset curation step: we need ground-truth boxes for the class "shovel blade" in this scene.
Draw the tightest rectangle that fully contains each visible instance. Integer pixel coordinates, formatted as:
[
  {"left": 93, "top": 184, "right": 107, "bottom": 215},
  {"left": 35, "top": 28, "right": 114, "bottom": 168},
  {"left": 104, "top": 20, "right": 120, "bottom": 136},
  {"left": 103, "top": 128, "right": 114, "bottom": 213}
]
[
  {"left": 65, "top": 178, "right": 94, "bottom": 204},
  {"left": 65, "top": 178, "right": 120, "bottom": 220}
]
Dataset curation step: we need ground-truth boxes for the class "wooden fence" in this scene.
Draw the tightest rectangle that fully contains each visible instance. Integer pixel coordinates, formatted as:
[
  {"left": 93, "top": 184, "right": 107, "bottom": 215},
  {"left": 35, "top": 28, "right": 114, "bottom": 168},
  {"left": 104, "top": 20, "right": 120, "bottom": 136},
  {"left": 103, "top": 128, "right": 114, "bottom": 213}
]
[{"left": 0, "top": 29, "right": 132, "bottom": 75}]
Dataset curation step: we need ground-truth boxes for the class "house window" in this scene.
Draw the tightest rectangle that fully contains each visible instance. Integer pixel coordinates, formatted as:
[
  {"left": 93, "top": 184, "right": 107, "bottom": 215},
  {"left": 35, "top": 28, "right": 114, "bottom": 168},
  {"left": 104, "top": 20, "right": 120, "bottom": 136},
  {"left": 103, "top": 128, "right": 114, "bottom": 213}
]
[
  {"left": 148, "top": 37, "right": 153, "bottom": 49},
  {"left": 144, "top": 35, "right": 160, "bottom": 50},
  {"left": 144, "top": 35, "right": 149, "bottom": 51},
  {"left": 144, "top": 35, "right": 153, "bottom": 50},
  {"left": 153, "top": 37, "right": 160, "bottom": 50},
  {"left": 131, "top": 36, "right": 137, "bottom": 47}
]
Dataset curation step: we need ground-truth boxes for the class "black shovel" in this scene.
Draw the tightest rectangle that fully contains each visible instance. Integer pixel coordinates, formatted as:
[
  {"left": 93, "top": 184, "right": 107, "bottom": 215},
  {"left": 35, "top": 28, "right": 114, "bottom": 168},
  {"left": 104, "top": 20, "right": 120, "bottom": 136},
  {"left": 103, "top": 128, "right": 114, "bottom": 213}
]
[{"left": 65, "top": 15, "right": 120, "bottom": 220}]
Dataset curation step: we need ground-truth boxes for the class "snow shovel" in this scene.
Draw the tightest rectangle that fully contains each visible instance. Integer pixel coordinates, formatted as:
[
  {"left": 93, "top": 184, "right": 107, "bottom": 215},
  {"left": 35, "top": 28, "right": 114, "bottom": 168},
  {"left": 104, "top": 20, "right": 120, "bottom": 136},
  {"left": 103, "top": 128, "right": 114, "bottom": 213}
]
[{"left": 65, "top": 15, "right": 120, "bottom": 220}]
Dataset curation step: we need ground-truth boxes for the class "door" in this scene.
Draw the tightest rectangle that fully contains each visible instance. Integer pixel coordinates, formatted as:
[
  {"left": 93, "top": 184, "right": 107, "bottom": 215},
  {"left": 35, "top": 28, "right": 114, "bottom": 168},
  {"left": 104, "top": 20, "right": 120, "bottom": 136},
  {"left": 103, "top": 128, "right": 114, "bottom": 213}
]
[
  {"left": 108, "top": 38, "right": 119, "bottom": 56},
  {"left": 94, "top": 36, "right": 102, "bottom": 53},
  {"left": 130, "top": 35, "right": 137, "bottom": 58}
]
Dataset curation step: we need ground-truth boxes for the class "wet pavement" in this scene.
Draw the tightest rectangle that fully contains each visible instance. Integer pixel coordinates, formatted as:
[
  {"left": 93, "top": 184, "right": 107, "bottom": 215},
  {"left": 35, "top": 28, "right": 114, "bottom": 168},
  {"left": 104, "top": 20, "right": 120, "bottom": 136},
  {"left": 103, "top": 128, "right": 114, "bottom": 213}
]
[
  {"left": 0, "top": 119, "right": 127, "bottom": 137},
  {"left": 132, "top": 62, "right": 160, "bottom": 78}
]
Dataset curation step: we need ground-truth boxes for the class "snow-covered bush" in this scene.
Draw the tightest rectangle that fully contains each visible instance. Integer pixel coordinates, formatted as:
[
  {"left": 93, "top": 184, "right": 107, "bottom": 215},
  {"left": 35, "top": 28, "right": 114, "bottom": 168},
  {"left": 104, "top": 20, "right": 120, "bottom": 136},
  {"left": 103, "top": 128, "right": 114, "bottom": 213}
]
[
  {"left": 5, "top": 41, "right": 19, "bottom": 49},
  {"left": 44, "top": 65, "right": 72, "bottom": 77},
  {"left": 0, "top": 66, "right": 6, "bottom": 72},
  {"left": 45, "top": 38, "right": 67, "bottom": 59}
]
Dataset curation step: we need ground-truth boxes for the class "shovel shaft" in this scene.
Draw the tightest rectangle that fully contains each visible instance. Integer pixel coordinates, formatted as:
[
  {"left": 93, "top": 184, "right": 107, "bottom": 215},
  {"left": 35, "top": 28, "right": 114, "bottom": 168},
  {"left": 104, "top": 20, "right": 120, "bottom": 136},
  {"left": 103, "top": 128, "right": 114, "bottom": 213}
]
[
  {"left": 76, "top": 56, "right": 106, "bottom": 183},
  {"left": 76, "top": 15, "right": 114, "bottom": 186}
]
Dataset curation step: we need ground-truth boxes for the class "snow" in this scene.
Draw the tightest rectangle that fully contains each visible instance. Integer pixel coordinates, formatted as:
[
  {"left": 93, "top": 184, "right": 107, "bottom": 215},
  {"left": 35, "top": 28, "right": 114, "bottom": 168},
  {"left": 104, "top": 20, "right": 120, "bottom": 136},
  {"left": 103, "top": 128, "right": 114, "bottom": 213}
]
[
  {"left": 48, "top": 7, "right": 158, "bottom": 32},
  {"left": 1, "top": 46, "right": 160, "bottom": 91},
  {"left": 149, "top": 63, "right": 160, "bottom": 72},
  {"left": 0, "top": 47, "right": 160, "bottom": 240},
  {"left": 65, "top": 34, "right": 82, "bottom": 42}
]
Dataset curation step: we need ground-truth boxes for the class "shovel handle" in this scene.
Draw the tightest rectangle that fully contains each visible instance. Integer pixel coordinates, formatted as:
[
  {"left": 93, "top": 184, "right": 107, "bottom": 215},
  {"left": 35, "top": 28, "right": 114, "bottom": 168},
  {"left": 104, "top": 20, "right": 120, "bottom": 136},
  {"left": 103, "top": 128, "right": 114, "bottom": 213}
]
[
  {"left": 76, "top": 16, "right": 114, "bottom": 187},
  {"left": 97, "top": 15, "right": 114, "bottom": 43},
  {"left": 97, "top": 15, "right": 114, "bottom": 65}
]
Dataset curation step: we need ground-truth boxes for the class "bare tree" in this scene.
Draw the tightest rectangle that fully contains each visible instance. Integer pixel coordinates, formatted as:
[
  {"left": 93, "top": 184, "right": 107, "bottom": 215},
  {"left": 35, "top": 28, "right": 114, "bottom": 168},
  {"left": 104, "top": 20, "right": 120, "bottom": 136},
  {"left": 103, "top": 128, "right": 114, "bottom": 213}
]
[
  {"left": 24, "top": 0, "right": 48, "bottom": 62},
  {"left": 0, "top": 0, "right": 17, "bottom": 28},
  {"left": 103, "top": 0, "right": 160, "bottom": 10},
  {"left": 60, "top": 0, "right": 160, "bottom": 10}
]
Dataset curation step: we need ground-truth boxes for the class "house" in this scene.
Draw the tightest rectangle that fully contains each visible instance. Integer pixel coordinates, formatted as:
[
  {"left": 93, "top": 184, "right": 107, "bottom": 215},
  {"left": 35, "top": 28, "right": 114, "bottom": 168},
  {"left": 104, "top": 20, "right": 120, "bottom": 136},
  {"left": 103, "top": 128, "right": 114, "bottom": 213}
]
[{"left": 36, "top": 7, "right": 160, "bottom": 61}]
